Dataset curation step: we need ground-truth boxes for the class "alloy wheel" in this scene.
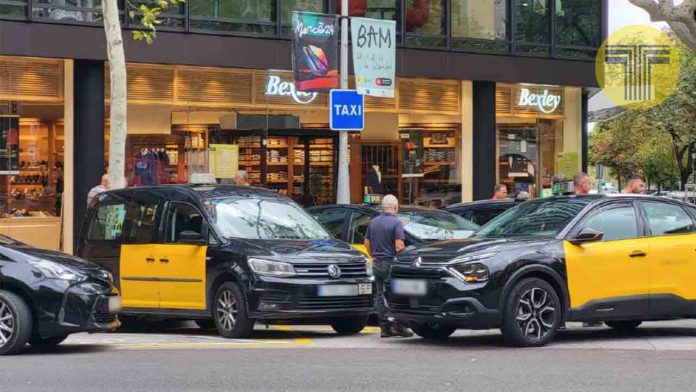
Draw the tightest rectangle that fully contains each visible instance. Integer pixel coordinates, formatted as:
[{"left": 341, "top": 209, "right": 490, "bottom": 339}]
[
  {"left": 515, "top": 287, "right": 556, "bottom": 341},
  {"left": 0, "top": 300, "right": 15, "bottom": 347},
  {"left": 216, "top": 290, "right": 238, "bottom": 331}
]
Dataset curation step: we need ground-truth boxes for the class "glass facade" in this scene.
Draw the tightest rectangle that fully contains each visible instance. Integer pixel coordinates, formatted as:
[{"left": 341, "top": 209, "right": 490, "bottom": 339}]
[
  {"left": 0, "top": 56, "right": 65, "bottom": 251},
  {"left": 0, "top": 0, "right": 603, "bottom": 59}
]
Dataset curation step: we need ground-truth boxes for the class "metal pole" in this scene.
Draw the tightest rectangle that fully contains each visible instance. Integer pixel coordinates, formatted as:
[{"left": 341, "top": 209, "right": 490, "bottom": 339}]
[{"left": 336, "top": 0, "right": 350, "bottom": 204}]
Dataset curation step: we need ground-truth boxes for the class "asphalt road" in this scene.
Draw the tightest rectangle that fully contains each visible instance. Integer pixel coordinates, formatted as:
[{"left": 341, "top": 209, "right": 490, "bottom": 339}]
[{"left": 3, "top": 321, "right": 696, "bottom": 392}]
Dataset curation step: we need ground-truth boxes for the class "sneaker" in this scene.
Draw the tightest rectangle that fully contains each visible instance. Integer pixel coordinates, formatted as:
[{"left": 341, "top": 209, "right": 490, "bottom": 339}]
[
  {"left": 380, "top": 325, "right": 396, "bottom": 338},
  {"left": 391, "top": 322, "right": 414, "bottom": 338}
]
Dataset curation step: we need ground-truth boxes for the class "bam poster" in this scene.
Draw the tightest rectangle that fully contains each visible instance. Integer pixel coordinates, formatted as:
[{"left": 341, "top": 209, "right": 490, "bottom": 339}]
[
  {"left": 351, "top": 17, "right": 396, "bottom": 98},
  {"left": 291, "top": 11, "right": 339, "bottom": 92},
  {"left": 0, "top": 116, "right": 19, "bottom": 175}
]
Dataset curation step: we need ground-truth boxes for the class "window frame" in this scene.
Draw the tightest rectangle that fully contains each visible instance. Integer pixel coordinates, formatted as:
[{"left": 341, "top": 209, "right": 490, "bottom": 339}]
[
  {"left": 162, "top": 201, "right": 209, "bottom": 245},
  {"left": 637, "top": 200, "right": 696, "bottom": 238},
  {"left": 347, "top": 210, "right": 375, "bottom": 245},
  {"left": 567, "top": 201, "right": 645, "bottom": 243},
  {"left": 310, "top": 207, "right": 350, "bottom": 242},
  {"left": 85, "top": 202, "right": 130, "bottom": 244}
]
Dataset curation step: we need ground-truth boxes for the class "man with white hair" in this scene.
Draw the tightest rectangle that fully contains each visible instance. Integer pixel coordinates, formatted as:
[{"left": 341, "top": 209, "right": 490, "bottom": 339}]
[
  {"left": 235, "top": 170, "right": 249, "bottom": 186},
  {"left": 364, "top": 194, "right": 413, "bottom": 338}
]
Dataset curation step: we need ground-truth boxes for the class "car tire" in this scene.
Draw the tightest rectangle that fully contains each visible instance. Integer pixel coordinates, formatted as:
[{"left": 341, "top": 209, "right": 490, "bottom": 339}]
[
  {"left": 606, "top": 320, "right": 642, "bottom": 333},
  {"left": 213, "top": 282, "right": 254, "bottom": 339},
  {"left": 194, "top": 319, "right": 215, "bottom": 331},
  {"left": 0, "top": 290, "right": 33, "bottom": 356},
  {"left": 501, "top": 278, "right": 561, "bottom": 348},
  {"left": 330, "top": 316, "right": 368, "bottom": 335},
  {"left": 28, "top": 335, "right": 68, "bottom": 347},
  {"left": 411, "top": 323, "right": 456, "bottom": 340}
]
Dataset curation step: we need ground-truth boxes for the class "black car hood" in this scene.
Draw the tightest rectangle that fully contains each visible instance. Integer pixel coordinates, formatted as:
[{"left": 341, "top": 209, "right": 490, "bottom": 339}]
[
  {"left": 225, "top": 238, "right": 363, "bottom": 262},
  {"left": 400, "top": 236, "right": 553, "bottom": 264},
  {"left": 6, "top": 245, "right": 105, "bottom": 274}
]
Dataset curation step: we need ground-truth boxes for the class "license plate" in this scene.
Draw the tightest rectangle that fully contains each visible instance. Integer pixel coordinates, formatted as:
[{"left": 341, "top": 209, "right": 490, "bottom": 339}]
[
  {"left": 108, "top": 296, "right": 122, "bottom": 313},
  {"left": 318, "top": 284, "right": 372, "bottom": 297},
  {"left": 391, "top": 279, "right": 427, "bottom": 296}
]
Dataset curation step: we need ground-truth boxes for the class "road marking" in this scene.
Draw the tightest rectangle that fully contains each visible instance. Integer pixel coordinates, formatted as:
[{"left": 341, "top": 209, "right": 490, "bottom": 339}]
[{"left": 271, "top": 325, "right": 315, "bottom": 346}]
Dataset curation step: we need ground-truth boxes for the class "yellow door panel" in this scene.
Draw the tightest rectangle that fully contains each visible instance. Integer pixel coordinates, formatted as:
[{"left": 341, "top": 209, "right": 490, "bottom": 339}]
[
  {"left": 119, "top": 244, "right": 160, "bottom": 309},
  {"left": 648, "top": 234, "right": 696, "bottom": 300},
  {"left": 352, "top": 244, "right": 371, "bottom": 259},
  {"left": 563, "top": 239, "right": 651, "bottom": 308},
  {"left": 156, "top": 244, "right": 208, "bottom": 310}
]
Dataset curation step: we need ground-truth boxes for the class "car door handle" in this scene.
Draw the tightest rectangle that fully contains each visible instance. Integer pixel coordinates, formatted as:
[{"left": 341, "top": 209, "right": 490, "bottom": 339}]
[
  {"left": 145, "top": 257, "right": 155, "bottom": 263},
  {"left": 629, "top": 251, "right": 647, "bottom": 258},
  {"left": 159, "top": 258, "right": 170, "bottom": 263}
]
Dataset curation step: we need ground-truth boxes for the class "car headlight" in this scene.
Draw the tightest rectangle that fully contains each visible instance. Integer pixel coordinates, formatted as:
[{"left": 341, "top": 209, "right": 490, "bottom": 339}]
[
  {"left": 27, "top": 258, "right": 86, "bottom": 283},
  {"left": 362, "top": 256, "right": 373, "bottom": 277},
  {"left": 450, "top": 262, "right": 490, "bottom": 283},
  {"left": 248, "top": 258, "right": 296, "bottom": 277},
  {"left": 451, "top": 252, "right": 497, "bottom": 264}
]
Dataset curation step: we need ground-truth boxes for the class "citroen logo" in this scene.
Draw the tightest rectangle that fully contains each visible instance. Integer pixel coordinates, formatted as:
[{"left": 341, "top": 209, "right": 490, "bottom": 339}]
[
  {"left": 413, "top": 257, "right": 422, "bottom": 268},
  {"left": 327, "top": 264, "right": 341, "bottom": 279}
]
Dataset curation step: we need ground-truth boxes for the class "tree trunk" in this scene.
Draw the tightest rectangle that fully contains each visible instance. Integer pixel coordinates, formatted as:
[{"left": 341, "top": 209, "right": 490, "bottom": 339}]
[{"left": 102, "top": 0, "right": 127, "bottom": 189}]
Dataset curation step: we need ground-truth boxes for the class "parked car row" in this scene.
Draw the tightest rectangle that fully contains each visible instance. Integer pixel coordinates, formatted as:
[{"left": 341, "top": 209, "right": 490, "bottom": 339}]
[{"left": 3, "top": 184, "right": 696, "bottom": 354}]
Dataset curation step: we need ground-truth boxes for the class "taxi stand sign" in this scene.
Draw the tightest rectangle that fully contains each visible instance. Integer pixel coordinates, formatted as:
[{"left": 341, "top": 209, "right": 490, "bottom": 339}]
[{"left": 329, "top": 89, "right": 364, "bottom": 131}]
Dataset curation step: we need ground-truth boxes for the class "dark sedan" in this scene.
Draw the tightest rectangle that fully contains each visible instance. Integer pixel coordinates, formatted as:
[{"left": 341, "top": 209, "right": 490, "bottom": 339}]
[
  {"left": 308, "top": 204, "right": 479, "bottom": 256},
  {"left": 388, "top": 195, "right": 696, "bottom": 347},
  {"left": 444, "top": 198, "right": 523, "bottom": 226},
  {"left": 0, "top": 235, "right": 120, "bottom": 355}
]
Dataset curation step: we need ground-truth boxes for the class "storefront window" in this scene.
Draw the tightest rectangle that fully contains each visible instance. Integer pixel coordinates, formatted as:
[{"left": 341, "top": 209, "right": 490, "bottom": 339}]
[
  {"left": 400, "top": 129, "right": 461, "bottom": 207},
  {"left": 451, "top": 0, "right": 507, "bottom": 52},
  {"left": 0, "top": 0, "right": 27, "bottom": 19},
  {"left": 280, "top": 0, "right": 325, "bottom": 37},
  {"left": 130, "top": 0, "right": 185, "bottom": 29},
  {"left": 496, "top": 84, "right": 571, "bottom": 198},
  {"left": 189, "top": 0, "right": 276, "bottom": 36},
  {"left": 513, "top": 0, "right": 550, "bottom": 55},
  {"left": 1, "top": 58, "right": 65, "bottom": 251},
  {"left": 405, "top": 0, "right": 447, "bottom": 48},
  {"left": 555, "top": 0, "right": 602, "bottom": 58},
  {"left": 31, "top": 0, "right": 118, "bottom": 24}
]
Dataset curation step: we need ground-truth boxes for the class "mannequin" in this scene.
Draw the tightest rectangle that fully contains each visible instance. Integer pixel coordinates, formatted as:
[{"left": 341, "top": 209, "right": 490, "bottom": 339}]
[{"left": 366, "top": 165, "right": 383, "bottom": 194}]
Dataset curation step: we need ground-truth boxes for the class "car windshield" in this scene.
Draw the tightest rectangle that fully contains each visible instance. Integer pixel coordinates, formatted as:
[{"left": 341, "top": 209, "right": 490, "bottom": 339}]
[
  {"left": 398, "top": 210, "right": 479, "bottom": 241},
  {"left": 208, "top": 197, "right": 330, "bottom": 240},
  {"left": 476, "top": 199, "right": 591, "bottom": 238}
]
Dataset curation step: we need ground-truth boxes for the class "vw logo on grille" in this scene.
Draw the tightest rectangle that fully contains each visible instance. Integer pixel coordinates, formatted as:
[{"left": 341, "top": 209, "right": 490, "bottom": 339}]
[{"left": 327, "top": 264, "right": 342, "bottom": 279}]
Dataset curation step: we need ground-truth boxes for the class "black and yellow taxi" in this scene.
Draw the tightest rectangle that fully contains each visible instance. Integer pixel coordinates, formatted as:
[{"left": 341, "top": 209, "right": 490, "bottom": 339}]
[
  {"left": 308, "top": 204, "right": 479, "bottom": 256},
  {"left": 387, "top": 195, "right": 696, "bottom": 347},
  {"left": 76, "top": 185, "right": 374, "bottom": 339}
]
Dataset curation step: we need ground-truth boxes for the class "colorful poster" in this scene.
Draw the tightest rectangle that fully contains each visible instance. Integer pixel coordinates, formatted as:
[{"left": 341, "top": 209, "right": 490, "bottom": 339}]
[
  {"left": 291, "top": 11, "right": 339, "bottom": 92},
  {"left": 351, "top": 17, "right": 396, "bottom": 98},
  {"left": 209, "top": 144, "right": 239, "bottom": 179},
  {"left": 0, "top": 116, "right": 19, "bottom": 175}
]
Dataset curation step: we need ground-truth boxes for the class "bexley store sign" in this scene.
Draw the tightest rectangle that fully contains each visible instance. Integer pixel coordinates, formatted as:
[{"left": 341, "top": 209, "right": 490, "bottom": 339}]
[
  {"left": 265, "top": 74, "right": 318, "bottom": 104},
  {"left": 513, "top": 86, "right": 564, "bottom": 115}
]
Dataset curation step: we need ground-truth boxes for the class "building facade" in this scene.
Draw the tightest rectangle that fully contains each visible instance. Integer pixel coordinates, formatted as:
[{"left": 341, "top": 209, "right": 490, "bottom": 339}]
[{"left": 0, "top": 0, "right": 606, "bottom": 252}]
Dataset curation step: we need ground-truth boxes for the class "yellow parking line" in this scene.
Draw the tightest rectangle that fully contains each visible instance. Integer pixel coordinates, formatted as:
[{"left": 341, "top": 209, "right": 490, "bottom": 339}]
[
  {"left": 271, "top": 325, "right": 314, "bottom": 346},
  {"left": 109, "top": 342, "right": 302, "bottom": 350}
]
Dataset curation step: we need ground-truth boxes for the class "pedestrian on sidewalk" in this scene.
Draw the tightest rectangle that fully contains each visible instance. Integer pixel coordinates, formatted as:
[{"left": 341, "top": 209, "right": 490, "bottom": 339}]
[
  {"left": 574, "top": 172, "right": 591, "bottom": 195},
  {"left": 491, "top": 184, "right": 508, "bottom": 200},
  {"left": 364, "top": 194, "right": 413, "bottom": 338},
  {"left": 87, "top": 174, "right": 109, "bottom": 206},
  {"left": 623, "top": 173, "right": 645, "bottom": 194},
  {"left": 235, "top": 170, "right": 250, "bottom": 186}
]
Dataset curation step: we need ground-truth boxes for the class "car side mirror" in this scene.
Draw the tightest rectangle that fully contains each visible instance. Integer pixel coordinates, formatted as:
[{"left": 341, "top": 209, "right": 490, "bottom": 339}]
[
  {"left": 569, "top": 228, "right": 604, "bottom": 245},
  {"left": 178, "top": 230, "right": 207, "bottom": 245}
]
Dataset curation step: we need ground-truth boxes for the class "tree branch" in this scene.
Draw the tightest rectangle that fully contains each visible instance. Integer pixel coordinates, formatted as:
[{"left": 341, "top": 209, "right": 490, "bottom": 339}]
[{"left": 630, "top": 0, "right": 696, "bottom": 51}]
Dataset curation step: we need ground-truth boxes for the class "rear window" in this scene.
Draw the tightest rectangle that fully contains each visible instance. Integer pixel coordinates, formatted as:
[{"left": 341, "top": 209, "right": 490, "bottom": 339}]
[{"left": 87, "top": 202, "right": 159, "bottom": 243}]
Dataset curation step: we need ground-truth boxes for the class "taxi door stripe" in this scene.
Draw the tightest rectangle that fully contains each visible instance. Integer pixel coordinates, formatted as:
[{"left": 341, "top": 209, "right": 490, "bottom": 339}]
[{"left": 122, "top": 277, "right": 203, "bottom": 283}]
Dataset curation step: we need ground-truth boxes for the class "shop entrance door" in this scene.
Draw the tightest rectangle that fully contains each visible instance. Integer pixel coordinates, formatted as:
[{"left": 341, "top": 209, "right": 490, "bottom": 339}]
[{"left": 497, "top": 126, "right": 540, "bottom": 197}]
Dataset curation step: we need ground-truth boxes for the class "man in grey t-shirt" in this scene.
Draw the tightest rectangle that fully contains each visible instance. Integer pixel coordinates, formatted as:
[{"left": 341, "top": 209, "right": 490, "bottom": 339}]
[{"left": 365, "top": 195, "right": 413, "bottom": 338}]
